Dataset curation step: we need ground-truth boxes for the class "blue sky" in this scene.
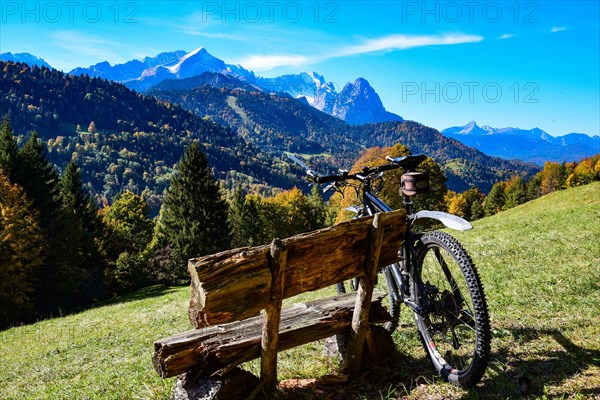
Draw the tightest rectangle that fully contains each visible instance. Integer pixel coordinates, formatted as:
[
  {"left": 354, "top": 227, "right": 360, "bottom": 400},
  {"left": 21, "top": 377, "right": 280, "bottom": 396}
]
[{"left": 1, "top": 1, "right": 598, "bottom": 136}]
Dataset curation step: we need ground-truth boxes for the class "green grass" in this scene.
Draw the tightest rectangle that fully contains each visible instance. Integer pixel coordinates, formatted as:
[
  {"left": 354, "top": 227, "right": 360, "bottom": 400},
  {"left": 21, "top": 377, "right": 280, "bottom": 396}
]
[{"left": 1, "top": 183, "right": 599, "bottom": 399}]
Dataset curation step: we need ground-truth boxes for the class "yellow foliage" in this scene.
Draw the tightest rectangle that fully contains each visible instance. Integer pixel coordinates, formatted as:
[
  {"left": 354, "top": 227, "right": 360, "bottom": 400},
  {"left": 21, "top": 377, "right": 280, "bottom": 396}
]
[{"left": 0, "top": 174, "right": 43, "bottom": 320}]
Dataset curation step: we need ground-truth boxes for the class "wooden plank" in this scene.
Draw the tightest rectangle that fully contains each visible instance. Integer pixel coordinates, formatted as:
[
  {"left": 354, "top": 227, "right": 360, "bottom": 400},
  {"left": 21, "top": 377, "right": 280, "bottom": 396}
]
[
  {"left": 344, "top": 213, "right": 385, "bottom": 374},
  {"left": 188, "top": 209, "right": 406, "bottom": 328},
  {"left": 153, "top": 292, "right": 391, "bottom": 378},
  {"left": 261, "top": 239, "right": 287, "bottom": 392}
]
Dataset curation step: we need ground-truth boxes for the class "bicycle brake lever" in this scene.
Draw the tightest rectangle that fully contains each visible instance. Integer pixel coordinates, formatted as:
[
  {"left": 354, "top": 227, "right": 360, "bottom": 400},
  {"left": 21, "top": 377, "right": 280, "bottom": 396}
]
[
  {"left": 323, "top": 183, "right": 336, "bottom": 193},
  {"left": 386, "top": 155, "right": 407, "bottom": 164}
]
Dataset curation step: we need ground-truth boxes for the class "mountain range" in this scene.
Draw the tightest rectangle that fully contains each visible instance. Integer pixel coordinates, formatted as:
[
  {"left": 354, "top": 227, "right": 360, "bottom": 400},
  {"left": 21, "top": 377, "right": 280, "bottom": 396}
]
[
  {"left": 67, "top": 48, "right": 402, "bottom": 126},
  {"left": 147, "top": 71, "right": 539, "bottom": 192},
  {"left": 5, "top": 50, "right": 594, "bottom": 165},
  {"left": 0, "top": 52, "right": 51, "bottom": 68},
  {"left": 442, "top": 121, "right": 599, "bottom": 165},
  {"left": 0, "top": 61, "right": 539, "bottom": 200}
]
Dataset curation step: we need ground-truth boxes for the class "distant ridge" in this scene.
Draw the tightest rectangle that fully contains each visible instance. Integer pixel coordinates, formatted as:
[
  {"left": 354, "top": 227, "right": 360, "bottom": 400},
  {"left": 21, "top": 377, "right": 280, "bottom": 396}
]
[
  {"left": 0, "top": 52, "right": 51, "bottom": 68},
  {"left": 442, "top": 121, "right": 599, "bottom": 164}
]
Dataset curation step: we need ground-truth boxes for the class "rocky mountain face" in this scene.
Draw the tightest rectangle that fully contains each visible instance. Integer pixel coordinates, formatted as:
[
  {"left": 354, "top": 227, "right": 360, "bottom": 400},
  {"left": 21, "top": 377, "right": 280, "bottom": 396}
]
[
  {"left": 70, "top": 48, "right": 255, "bottom": 92},
  {"left": 255, "top": 72, "right": 325, "bottom": 99},
  {"left": 69, "top": 50, "right": 186, "bottom": 81},
  {"left": 330, "top": 78, "right": 403, "bottom": 125},
  {"left": 0, "top": 52, "right": 51, "bottom": 68},
  {"left": 68, "top": 48, "right": 402, "bottom": 124},
  {"left": 442, "top": 121, "right": 599, "bottom": 164}
]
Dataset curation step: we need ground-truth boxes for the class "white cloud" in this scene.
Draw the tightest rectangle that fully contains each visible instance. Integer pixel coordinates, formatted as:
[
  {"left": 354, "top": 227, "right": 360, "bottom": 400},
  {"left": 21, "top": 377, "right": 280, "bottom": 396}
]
[
  {"left": 551, "top": 26, "right": 568, "bottom": 33},
  {"left": 239, "top": 55, "right": 310, "bottom": 71},
  {"left": 237, "top": 33, "right": 484, "bottom": 71},
  {"left": 498, "top": 33, "right": 515, "bottom": 40},
  {"left": 336, "top": 33, "right": 484, "bottom": 57},
  {"left": 51, "top": 31, "right": 120, "bottom": 57}
]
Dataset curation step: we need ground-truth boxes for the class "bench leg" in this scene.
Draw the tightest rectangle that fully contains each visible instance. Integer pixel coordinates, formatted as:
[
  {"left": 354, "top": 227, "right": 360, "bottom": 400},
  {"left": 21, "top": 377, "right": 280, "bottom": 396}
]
[
  {"left": 260, "top": 239, "right": 288, "bottom": 392},
  {"left": 344, "top": 213, "right": 385, "bottom": 374}
]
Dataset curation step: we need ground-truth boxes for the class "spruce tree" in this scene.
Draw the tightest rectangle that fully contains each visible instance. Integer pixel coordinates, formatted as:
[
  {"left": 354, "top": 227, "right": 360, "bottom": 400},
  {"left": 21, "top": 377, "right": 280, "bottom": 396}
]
[
  {"left": 229, "top": 187, "right": 261, "bottom": 248},
  {"left": 504, "top": 176, "right": 527, "bottom": 210},
  {"left": 0, "top": 116, "right": 19, "bottom": 180},
  {"left": 61, "top": 161, "right": 101, "bottom": 236},
  {"left": 158, "top": 142, "right": 231, "bottom": 279},
  {"left": 484, "top": 182, "right": 506, "bottom": 216},
  {"left": 17, "top": 132, "right": 81, "bottom": 310},
  {"left": 60, "top": 161, "right": 106, "bottom": 300},
  {"left": 229, "top": 187, "right": 250, "bottom": 248},
  {"left": 17, "top": 132, "right": 62, "bottom": 227},
  {"left": 470, "top": 199, "right": 485, "bottom": 220}
]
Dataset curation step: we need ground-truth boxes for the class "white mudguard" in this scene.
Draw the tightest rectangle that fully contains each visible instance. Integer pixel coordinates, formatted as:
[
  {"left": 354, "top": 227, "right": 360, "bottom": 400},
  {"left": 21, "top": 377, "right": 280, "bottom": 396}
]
[{"left": 409, "top": 210, "right": 473, "bottom": 231}]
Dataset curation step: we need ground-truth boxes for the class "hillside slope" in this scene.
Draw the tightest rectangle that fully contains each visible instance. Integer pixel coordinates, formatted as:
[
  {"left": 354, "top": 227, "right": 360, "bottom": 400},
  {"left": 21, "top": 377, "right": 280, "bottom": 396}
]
[
  {"left": 0, "top": 62, "right": 295, "bottom": 209},
  {"left": 1, "top": 183, "right": 598, "bottom": 399},
  {"left": 149, "top": 76, "right": 540, "bottom": 193}
]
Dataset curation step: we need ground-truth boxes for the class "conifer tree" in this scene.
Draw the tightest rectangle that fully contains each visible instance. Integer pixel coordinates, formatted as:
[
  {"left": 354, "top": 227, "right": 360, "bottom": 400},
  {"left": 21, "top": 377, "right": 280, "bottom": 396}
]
[
  {"left": 470, "top": 198, "right": 485, "bottom": 220},
  {"left": 17, "top": 132, "right": 62, "bottom": 227},
  {"left": 504, "top": 176, "right": 527, "bottom": 210},
  {"left": 308, "top": 184, "right": 327, "bottom": 230},
  {"left": 526, "top": 173, "right": 542, "bottom": 201},
  {"left": 60, "top": 161, "right": 106, "bottom": 299},
  {"left": 484, "top": 182, "right": 506, "bottom": 216},
  {"left": 0, "top": 116, "right": 19, "bottom": 180},
  {"left": 158, "top": 142, "right": 231, "bottom": 279},
  {"left": 228, "top": 187, "right": 261, "bottom": 248},
  {"left": 17, "top": 132, "right": 81, "bottom": 310},
  {"left": 61, "top": 161, "right": 101, "bottom": 236}
]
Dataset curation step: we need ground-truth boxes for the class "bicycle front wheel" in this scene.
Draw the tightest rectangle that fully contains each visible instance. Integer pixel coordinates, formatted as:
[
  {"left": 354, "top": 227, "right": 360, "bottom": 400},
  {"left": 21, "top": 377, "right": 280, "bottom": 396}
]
[{"left": 411, "top": 231, "right": 490, "bottom": 388}]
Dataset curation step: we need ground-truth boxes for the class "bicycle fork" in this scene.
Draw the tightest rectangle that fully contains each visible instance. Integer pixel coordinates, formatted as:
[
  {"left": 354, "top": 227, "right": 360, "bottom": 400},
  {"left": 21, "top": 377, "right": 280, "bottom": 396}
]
[{"left": 383, "top": 232, "right": 425, "bottom": 328}]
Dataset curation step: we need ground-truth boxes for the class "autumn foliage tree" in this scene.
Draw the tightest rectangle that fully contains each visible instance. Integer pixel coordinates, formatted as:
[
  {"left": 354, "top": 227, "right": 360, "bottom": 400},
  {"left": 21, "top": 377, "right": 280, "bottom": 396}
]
[
  {"left": 102, "top": 191, "right": 154, "bottom": 292},
  {"left": 332, "top": 144, "right": 447, "bottom": 223},
  {"left": 0, "top": 174, "right": 43, "bottom": 327}
]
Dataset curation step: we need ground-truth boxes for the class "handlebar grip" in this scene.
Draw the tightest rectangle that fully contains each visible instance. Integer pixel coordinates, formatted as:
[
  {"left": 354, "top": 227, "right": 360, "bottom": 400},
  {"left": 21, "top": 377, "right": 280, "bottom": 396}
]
[
  {"left": 314, "top": 175, "right": 341, "bottom": 184},
  {"left": 376, "top": 163, "right": 401, "bottom": 172}
]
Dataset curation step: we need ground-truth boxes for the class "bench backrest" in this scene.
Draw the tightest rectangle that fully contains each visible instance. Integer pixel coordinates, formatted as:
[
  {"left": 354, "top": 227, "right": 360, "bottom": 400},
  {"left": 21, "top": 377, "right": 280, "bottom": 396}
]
[{"left": 187, "top": 209, "right": 406, "bottom": 328}]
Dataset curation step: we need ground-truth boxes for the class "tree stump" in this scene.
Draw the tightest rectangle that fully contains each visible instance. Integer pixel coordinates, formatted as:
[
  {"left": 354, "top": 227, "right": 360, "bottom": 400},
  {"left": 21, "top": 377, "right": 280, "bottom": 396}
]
[
  {"left": 323, "top": 325, "right": 396, "bottom": 370},
  {"left": 172, "top": 368, "right": 259, "bottom": 400}
]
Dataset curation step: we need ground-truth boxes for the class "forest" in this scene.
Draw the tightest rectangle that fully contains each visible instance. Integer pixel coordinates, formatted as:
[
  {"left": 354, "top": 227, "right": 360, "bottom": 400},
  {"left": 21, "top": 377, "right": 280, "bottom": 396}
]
[
  {"left": 1, "top": 60, "right": 598, "bottom": 328},
  {"left": 2, "top": 113, "right": 598, "bottom": 328}
]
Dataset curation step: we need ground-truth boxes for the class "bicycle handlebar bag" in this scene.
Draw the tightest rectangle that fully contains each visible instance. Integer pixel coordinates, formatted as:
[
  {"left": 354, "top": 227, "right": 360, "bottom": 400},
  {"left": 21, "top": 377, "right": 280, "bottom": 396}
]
[{"left": 401, "top": 172, "right": 430, "bottom": 196}]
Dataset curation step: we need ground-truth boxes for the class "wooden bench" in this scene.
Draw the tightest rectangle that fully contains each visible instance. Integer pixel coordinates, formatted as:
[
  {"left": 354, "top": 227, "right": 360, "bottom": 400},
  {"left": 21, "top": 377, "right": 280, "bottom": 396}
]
[{"left": 152, "top": 209, "right": 406, "bottom": 396}]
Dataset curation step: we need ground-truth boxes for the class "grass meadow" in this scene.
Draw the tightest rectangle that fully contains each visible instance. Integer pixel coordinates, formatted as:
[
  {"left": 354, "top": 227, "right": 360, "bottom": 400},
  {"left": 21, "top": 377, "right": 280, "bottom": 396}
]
[{"left": 1, "top": 183, "right": 598, "bottom": 399}]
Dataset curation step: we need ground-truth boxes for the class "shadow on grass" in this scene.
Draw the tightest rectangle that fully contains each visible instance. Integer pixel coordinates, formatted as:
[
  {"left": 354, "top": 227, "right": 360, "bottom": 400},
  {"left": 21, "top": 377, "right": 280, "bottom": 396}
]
[
  {"left": 97, "top": 284, "right": 183, "bottom": 306},
  {"left": 272, "top": 327, "right": 600, "bottom": 399},
  {"left": 1, "top": 285, "right": 184, "bottom": 332},
  {"left": 471, "top": 327, "right": 600, "bottom": 399}
]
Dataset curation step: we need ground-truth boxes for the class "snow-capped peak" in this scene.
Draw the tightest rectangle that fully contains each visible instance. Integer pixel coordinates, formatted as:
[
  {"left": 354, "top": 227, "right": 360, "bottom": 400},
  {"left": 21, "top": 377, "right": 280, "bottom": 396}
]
[
  {"left": 168, "top": 47, "right": 204, "bottom": 74},
  {"left": 308, "top": 72, "right": 326, "bottom": 87}
]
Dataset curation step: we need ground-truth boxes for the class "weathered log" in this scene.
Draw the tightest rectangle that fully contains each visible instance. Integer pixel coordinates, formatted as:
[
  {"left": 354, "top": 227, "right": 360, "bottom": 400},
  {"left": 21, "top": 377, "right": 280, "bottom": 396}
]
[
  {"left": 154, "top": 292, "right": 391, "bottom": 378},
  {"left": 260, "top": 239, "right": 287, "bottom": 391},
  {"left": 188, "top": 210, "right": 406, "bottom": 327},
  {"left": 344, "top": 213, "right": 385, "bottom": 374}
]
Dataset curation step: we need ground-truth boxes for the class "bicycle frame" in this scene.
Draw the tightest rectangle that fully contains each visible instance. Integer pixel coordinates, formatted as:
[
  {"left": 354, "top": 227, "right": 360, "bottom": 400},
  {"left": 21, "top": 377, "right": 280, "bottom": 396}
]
[{"left": 359, "top": 180, "right": 473, "bottom": 322}]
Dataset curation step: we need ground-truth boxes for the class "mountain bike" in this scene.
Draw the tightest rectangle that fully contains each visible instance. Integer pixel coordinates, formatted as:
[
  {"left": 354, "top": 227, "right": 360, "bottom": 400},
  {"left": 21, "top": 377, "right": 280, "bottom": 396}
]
[{"left": 287, "top": 153, "right": 491, "bottom": 388}]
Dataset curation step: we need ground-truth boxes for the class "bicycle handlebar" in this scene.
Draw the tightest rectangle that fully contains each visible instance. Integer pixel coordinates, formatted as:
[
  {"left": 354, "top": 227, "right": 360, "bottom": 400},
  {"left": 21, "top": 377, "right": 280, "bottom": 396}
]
[{"left": 286, "top": 152, "right": 427, "bottom": 184}]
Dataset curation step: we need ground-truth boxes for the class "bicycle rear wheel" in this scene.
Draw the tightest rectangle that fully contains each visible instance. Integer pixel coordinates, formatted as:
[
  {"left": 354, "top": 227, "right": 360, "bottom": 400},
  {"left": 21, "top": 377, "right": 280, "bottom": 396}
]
[{"left": 411, "top": 231, "right": 490, "bottom": 387}]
